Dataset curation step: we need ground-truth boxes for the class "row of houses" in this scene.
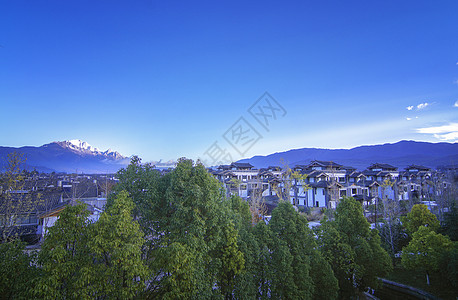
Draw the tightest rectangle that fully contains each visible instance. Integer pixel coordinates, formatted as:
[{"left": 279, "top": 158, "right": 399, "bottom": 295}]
[{"left": 210, "top": 161, "right": 453, "bottom": 210}]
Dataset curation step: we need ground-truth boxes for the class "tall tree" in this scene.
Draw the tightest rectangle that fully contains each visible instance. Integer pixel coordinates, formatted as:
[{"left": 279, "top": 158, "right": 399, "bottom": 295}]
[
  {"left": 136, "top": 158, "right": 244, "bottom": 299},
  {"left": 403, "top": 204, "right": 440, "bottom": 235},
  {"left": 34, "top": 202, "right": 91, "bottom": 299},
  {"left": 0, "top": 240, "right": 39, "bottom": 299},
  {"left": 268, "top": 202, "right": 338, "bottom": 299},
  {"left": 0, "top": 152, "right": 38, "bottom": 242},
  {"left": 88, "top": 190, "right": 148, "bottom": 298},
  {"left": 321, "top": 197, "right": 392, "bottom": 297},
  {"left": 402, "top": 225, "right": 453, "bottom": 285}
]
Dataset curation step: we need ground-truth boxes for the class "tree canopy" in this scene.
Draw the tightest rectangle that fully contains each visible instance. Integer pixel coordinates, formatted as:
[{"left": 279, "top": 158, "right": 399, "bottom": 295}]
[{"left": 403, "top": 204, "right": 440, "bottom": 234}]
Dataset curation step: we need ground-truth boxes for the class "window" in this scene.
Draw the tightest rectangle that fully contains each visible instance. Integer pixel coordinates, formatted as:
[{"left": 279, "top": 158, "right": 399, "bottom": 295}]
[
  {"left": 352, "top": 188, "right": 357, "bottom": 194},
  {"left": 322, "top": 189, "right": 325, "bottom": 195},
  {"left": 339, "top": 177, "right": 345, "bottom": 183},
  {"left": 315, "top": 201, "right": 319, "bottom": 207}
]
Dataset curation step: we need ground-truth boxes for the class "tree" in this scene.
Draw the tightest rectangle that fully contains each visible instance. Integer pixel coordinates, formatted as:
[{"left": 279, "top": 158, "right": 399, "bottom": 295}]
[
  {"left": 316, "top": 219, "right": 358, "bottom": 299},
  {"left": 35, "top": 192, "right": 148, "bottom": 298},
  {"left": 404, "top": 204, "right": 440, "bottom": 235},
  {"left": 34, "top": 202, "right": 92, "bottom": 299},
  {"left": 274, "top": 164, "right": 308, "bottom": 204},
  {"left": 268, "top": 202, "right": 338, "bottom": 299},
  {"left": 402, "top": 225, "right": 453, "bottom": 285},
  {"left": 132, "top": 158, "right": 244, "bottom": 298},
  {"left": 0, "top": 152, "right": 39, "bottom": 242},
  {"left": 441, "top": 201, "right": 458, "bottom": 241},
  {"left": 378, "top": 178, "right": 403, "bottom": 256},
  {"left": 0, "top": 240, "right": 39, "bottom": 299},
  {"left": 320, "top": 197, "right": 392, "bottom": 297},
  {"left": 109, "top": 155, "right": 161, "bottom": 220},
  {"left": 88, "top": 190, "right": 148, "bottom": 298}
]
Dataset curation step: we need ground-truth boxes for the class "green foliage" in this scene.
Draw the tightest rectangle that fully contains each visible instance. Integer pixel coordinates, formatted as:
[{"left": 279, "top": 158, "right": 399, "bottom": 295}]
[
  {"left": 318, "top": 197, "right": 392, "bottom": 298},
  {"left": 404, "top": 204, "right": 440, "bottom": 235},
  {"left": 34, "top": 202, "right": 91, "bottom": 299},
  {"left": 441, "top": 201, "right": 458, "bottom": 241},
  {"left": 132, "top": 158, "right": 244, "bottom": 298},
  {"left": 88, "top": 190, "right": 148, "bottom": 298},
  {"left": 35, "top": 193, "right": 147, "bottom": 299},
  {"left": 402, "top": 225, "right": 453, "bottom": 284},
  {"left": 377, "top": 221, "right": 409, "bottom": 256},
  {"left": 267, "top": 202, "right": 338, "bottom": 299},
  {"left": 438, "top": 242, "right": 458, "bottom": 288},
  {"left": 0, "top": 240, "right": 39, "bottom": 299},
  {"left": 0, "top": 152, "right": 38, "bottom": 242}
]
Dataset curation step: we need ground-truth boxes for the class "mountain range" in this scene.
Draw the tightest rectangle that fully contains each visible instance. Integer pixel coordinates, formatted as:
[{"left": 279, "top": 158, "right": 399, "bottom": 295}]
[
  {"left": 1, "top": 140, "right": 456, "bottom": 173},
  {"left": 0, "top": 140, "right": 129, "bottom": 174},
  {"left": 237, "top": 140, "right": 458, "bottom": 170}
]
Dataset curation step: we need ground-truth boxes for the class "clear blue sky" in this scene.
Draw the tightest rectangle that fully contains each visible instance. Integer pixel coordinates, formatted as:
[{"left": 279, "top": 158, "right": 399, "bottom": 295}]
[{"left": 1, "top": 0, "right": 457, "bottom": 163}]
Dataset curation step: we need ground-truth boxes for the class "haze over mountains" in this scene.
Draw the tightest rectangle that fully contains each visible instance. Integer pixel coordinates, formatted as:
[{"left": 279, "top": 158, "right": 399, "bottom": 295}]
[
  {"left": 238, "top": 140, "right": 458, "bottom": 170},
  {"left": 0, "top": 140, "right": 456, "bottom": 173}
]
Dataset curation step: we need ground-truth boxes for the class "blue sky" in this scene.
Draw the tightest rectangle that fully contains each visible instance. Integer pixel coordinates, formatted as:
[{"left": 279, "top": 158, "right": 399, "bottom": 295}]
[{"left": 1, "top": 0, "right": 457, "bottom": 163}]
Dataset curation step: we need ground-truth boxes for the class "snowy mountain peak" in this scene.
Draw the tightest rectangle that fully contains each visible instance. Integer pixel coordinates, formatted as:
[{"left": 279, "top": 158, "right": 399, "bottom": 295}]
[
  {"left": 67, "top": 139, "right": 100, "bottom": 153},
  {"left": 53, "top": 140, "right": 126, "bottom": 160}
]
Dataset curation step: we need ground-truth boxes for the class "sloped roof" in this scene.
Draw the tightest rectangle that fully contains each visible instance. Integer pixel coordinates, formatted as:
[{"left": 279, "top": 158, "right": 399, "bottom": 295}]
[{"left": 367, "top": 163, "right": 398, "bottom": 171}]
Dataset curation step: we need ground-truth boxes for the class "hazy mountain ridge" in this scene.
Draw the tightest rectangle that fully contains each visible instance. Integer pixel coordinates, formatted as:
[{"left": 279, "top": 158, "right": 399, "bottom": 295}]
[
  {"left": 0, "top": 140, "right": 129, "bottom": 173},
  {"left": 238, "top": 141, "right": 458, "bottom": 170}
]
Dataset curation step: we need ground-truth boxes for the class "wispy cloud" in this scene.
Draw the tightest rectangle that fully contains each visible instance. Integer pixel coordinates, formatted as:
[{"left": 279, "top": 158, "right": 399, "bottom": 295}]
[
  {"left": 416, "top": 102, "right": 429, "bottom": 110},
  {"left": 454, "top": 100, "right": 458, "bottom": 107},
  {"left": 406, "top": 106, "right": 414, "bottom": 111},
  {"left": 417, "top": 122, "right": 458, "bottom": 141},
  {"left": 406, "top": 117, "right": 412, "bottom": 121}
]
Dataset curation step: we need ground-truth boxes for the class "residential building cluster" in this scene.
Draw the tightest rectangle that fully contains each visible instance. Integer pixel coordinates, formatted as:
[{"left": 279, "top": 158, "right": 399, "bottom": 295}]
[{"left": 210, "top": 161, "right": 454, "bottom": 211}]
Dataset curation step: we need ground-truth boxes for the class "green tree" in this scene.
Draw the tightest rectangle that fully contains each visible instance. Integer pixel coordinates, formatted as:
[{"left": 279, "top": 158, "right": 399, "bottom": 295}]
[
  {"left": 216, "top": 220, "right": 245, "bottom": 299},
  {"left": 0, "top": 152, "right": 38, "bottom": 242},
  {"left": 110, "top": 155, "right": 161, "bottom": 219},
  {"left": 402, "top": 225, "right": 453, "bottom": 285},
  {"left": 0, "top": 240, "right": 39, "bottom": 299},
  {"left": 316, "top": 219, "right": 358, "bottom": 298},
  {"left": 321, "top": 197, "right": 392, "bottom": 297},
  {"left": 135, "top": 158, "right": 244, "bottom": 299},
  {"left": 403, "top": 204, "right": 440, "bottom": 235},
  {"left": 34, "top": 202, "right": 91, "bottom": 299},
  {"left": 268, "top": 202, "right": 338, "bottom": 299},
  {"left": 88, "top": 190, "right": 148, "bottom": 298},
  {"left": 441, "top": 201, "right": 458, "bottom": 241}
]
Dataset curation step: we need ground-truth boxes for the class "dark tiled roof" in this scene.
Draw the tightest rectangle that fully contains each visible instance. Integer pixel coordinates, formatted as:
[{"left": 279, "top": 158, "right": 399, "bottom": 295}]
[
  {"left": 309, "top": 160, "right": 343, "bottom": 168},
  {"left": 405, "top": 165, "right": 431, "bottom": 171},
  {"left": 367, "top": 163, "right": 398, "bottom": 171},
  {"left": 231, "top": 162, "right": 254, "bottom": 169}
]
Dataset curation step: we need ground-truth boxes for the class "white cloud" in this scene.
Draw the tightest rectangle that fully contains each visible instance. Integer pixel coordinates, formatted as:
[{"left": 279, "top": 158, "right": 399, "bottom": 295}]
[
  {"left": 434, "top": 132, "right": 458, "bottom": 141},
  {"left": 406, "top": 117, "right": 412, "bottom": 121},
  {"left": 454, "top": 100, "right": 458, "bottom": 107},
  {"left": 417, "top": 122, "right": 458, "bottom": 141},
  {"left": 406, "top": 106, "right": 414, "bottom": 111},
  {"left": 416, "top": 102, "right": 429, "bottom": 110}
]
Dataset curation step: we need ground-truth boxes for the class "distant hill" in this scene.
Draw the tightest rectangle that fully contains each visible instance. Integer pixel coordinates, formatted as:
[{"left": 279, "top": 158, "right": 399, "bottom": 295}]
[
  {"left": 237, "top": 140, "right": 458, "bottom": 170},
  {"left": 0, "top": 140, "right": 129, "bottom": 173}
]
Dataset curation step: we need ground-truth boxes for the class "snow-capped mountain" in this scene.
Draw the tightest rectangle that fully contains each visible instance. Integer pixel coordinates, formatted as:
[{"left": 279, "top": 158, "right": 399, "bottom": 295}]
[
  {"left": 0, "top": 140, "right": 129, "bottom": 173},
  {"left": 54, "top": 139, "right": 126, "bottom": 160}
]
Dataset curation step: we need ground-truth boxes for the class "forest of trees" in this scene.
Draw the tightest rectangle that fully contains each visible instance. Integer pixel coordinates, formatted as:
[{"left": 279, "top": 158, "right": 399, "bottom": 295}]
[{"left": 0, "top": 157, "right": 456, "bottom": 299}]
